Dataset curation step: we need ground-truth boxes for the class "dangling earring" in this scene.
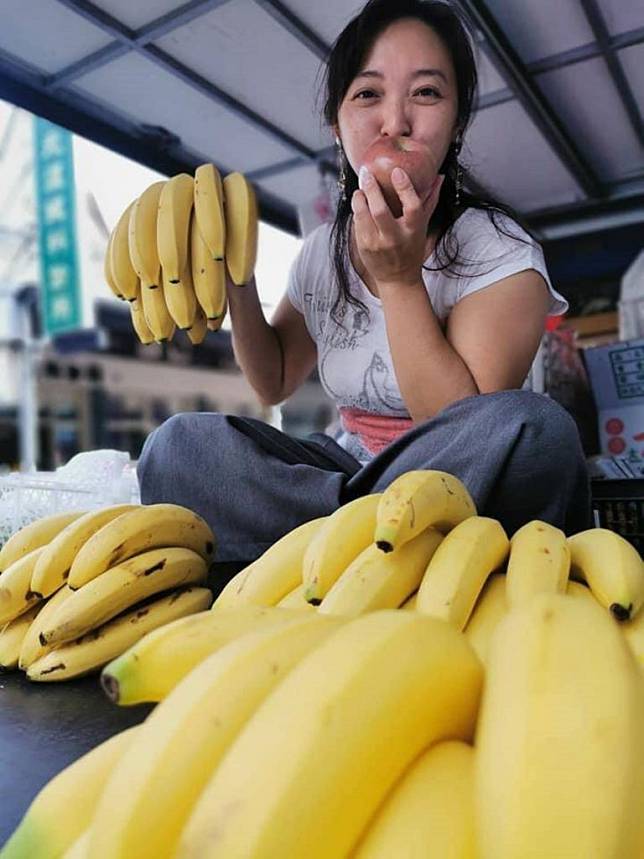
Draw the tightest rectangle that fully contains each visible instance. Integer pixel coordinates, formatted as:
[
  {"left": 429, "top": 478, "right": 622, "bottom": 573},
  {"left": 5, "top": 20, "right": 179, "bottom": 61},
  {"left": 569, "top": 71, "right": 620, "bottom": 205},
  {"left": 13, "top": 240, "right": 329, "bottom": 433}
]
[
  {"left": 336, "top": 137, "right": 347, "bottom": 202},
  {"left": 454, "top": 132, "right": 463, "bottom": 208}
]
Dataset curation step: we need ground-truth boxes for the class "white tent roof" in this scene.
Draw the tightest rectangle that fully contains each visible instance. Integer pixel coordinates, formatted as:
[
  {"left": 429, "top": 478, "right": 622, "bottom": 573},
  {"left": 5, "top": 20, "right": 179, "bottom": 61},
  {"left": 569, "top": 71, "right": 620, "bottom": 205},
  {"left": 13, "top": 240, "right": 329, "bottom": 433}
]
[{"left": 0, "top": 0, "right": 642, "bottom": 241}]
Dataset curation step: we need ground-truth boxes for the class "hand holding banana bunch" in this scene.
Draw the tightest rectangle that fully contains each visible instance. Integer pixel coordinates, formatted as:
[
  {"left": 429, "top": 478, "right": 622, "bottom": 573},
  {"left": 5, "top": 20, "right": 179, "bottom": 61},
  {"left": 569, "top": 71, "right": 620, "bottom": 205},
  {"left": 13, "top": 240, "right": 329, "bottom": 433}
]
[
  {"left": 0, "top": 503, "right": 216, "bottom": 680},
  {"left": 105, "top": 163, "right": 258, "bottom": 345},
  {"left": 2, "top": 468, "right": 644, "bottom": 858}
]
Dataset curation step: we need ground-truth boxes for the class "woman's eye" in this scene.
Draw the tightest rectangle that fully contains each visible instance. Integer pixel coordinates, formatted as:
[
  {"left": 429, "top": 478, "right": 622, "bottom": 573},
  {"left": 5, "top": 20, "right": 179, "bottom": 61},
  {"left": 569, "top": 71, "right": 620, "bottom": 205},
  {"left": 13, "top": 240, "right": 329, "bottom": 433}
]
[{"left": 353, "top": 87, "right": 441, "bottom": 100}]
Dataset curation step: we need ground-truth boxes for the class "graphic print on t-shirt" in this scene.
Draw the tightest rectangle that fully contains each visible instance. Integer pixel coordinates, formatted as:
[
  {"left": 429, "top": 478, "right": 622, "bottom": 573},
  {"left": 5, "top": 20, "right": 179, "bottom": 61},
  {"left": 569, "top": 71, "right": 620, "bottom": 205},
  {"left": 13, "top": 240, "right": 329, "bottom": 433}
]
[{"left": 308, "top": 290, "right": 407, "bottom": 415}]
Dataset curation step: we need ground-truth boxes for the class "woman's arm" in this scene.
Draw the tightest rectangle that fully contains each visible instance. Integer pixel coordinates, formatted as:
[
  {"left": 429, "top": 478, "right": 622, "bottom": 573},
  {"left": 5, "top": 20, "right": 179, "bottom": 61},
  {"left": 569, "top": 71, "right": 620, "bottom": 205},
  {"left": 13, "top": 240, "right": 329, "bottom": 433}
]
[
  {"left": 379, "top": 269, "right": 551, "bottom": 423},
  {"left": 226, "top": 276, "right": 317, "bottom": 406},
  {"left": 350, "top": 166, "right": 551, "bottom": 423}
]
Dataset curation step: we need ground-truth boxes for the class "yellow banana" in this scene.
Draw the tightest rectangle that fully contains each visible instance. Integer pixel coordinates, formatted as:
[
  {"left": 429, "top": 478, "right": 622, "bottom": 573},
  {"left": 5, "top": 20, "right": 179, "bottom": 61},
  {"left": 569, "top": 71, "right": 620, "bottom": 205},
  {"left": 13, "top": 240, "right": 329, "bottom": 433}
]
[
  {"left": 110, "top": 201, "right": 139, "bottom": 301},
  {"left": 157, "top": 173, "right": 194, "bottom": 283},
  {"left": 0, "top": 602, "right": 42, "bottom": 669},
  {"left": 41, "top": 547, "right": 208, "bottom": 647},
  {"left": 566, "top": 579, "right": 598, "bottom": 604},
  {"left": 415, "top": 516, "right": 509, "bottom": 630},
  {"left": 130, "top": 284, "right": 155, "bottom": 344},
  {"left": 163, "top": 262, "right": 197, "bottom": 331},
  {"left": 0, "top": 727, "right": 138, "bottom": 859},
  {"left": 19, "top": 584, "right": 75, "bottom": 669},
  {"left": 506, "top": 519, "right": 570, "bottom": 608},
  {"left": 463, "top": 573, "right": 507, "bottom": 666},
  {"left": 62, "top": 830, "right": 89, "bottom": 859},
  {"left": 319, "top": 528, "right": 443, "bottom": 618},
  {"left": 140, "top": 277, "right": 176, "bottom": 342},
  {"left": 211, "top": 565, "right": 248, "bottom": 608},
  {"left": 186, "top": 305, "right": 208, "bottom": 345},
  {"left": 31, "top": 503, "right": 140, "bottom": 598},
  {"left": 28, "top": 586, "right": 212, "bottom": 681},
  {"left": 400, "top": 591, "right": 418, "bottom": 610},
  {"left": 194, "top": 162, "right": 226, "bottom": 260},
  {"left": 474, "top": 593, "right": 644, "bottom": 859},
  {"left": 177, "top": 610, "right": 483, "bottom": 859},
  {"left": 128, "top": 180, "right": 165, "bottom": 288},
  {"left": 206, "top": 300, "right": 227, "bottom": 331},
  {"left": 223, "top": 171, "right": 258, "bottom": 285},
  {"left": 213, "top": 516, "right": 327, "bottom": 610},
  {"left": 88, "top": 613, "right": 342, "bottom": 859},
  {"left": 568, "top": 527, "right": 644, "bottom": 621},
  {"left": 68, "top": 503, "right": 215, "bottom": 590},
  {"left": 276, "top": 583, "right": 316, "bottom": 611},
  {"left": 374, "top": 469, "right": 476, "bottom": 553},
  {"left": 622, "top": 603, "right": 644, "bottom": 666},
  {"left": 302, "top": 494, "right": 382, "bottom": 603},
  {"left": 0, "top": 548, "right": 45, "bottom": 625},
  {"left": 351, "top": 741, "right": 476, "bottom": 859},
  {"left": 104, "top": 231, "right": 123, "bottom": 300},
  {"left": 0, "top": 510, "right": 86, "bottom": 572},
  {"left": 101, "top": 604, "right": 307, "bottom": 705},
  {"left": 190, "top": 208, "right": 227, "bottom": 319}
]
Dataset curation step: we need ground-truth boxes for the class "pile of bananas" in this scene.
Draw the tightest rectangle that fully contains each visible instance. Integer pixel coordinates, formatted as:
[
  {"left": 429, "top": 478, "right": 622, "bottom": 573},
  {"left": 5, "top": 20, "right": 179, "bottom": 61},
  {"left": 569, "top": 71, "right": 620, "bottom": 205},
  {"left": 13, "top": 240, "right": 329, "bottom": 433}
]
[
  {"left": 3, "top": 469, "right": 644, "bottom": 859},
  {"left": 105, "top": 164, "right": 258, "bottom": 345},
  {"left": 0, "top": 503, "right": 215, "bottom": 681}
]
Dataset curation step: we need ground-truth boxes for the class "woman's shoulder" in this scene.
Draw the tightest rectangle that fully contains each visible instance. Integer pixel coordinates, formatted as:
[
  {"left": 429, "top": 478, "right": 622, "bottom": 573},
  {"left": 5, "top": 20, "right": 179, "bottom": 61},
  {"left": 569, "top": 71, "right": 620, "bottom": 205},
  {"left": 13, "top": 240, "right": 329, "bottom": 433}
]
[
  {"left": 301, "top": 220, "right": 335, "bottom": 250},
  {"left": 452, "top": 206, "right": 539, "bottom": 253},
  {"left": 287, "top": 221, "right": 335, "bottom": 309},
  {"left": 294, "top": 221, "right": 336, "bottom": 271}
]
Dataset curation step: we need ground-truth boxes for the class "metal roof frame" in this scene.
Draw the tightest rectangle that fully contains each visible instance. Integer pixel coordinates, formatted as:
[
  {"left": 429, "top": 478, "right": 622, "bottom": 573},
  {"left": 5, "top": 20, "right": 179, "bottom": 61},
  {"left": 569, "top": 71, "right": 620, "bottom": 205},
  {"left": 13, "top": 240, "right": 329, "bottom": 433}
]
[
  {"left": 454, "top": 0, "right": 604, "bottom": 199},
  {"left": 578, "top": 0, "right": 643, "bottom": 148},
  {"left": 0, "top": 0, "right": 641, "bottom": 239}
]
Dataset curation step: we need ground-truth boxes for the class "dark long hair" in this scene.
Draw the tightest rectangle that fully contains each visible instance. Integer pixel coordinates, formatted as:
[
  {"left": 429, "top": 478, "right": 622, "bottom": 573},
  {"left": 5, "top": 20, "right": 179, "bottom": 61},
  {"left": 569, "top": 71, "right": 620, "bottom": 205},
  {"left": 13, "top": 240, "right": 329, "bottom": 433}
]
[{"left": 319, "top": 0, "right": 536, "bottom": 325}]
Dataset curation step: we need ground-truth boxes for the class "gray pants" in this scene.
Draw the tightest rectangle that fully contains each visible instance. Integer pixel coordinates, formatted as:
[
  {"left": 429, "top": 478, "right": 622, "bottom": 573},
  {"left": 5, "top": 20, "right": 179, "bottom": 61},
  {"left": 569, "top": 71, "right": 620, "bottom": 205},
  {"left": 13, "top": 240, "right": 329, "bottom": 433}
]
[{"left": 137, "top": 390, "right": 592, "bottom": 564}]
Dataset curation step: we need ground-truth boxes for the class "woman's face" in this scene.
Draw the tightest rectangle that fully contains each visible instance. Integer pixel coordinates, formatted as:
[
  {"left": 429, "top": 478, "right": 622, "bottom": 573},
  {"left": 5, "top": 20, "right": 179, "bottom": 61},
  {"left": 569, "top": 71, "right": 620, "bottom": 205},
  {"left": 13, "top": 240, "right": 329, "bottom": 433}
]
[{"left": 334, "top": 18, "right": 460, "bottom": 181}]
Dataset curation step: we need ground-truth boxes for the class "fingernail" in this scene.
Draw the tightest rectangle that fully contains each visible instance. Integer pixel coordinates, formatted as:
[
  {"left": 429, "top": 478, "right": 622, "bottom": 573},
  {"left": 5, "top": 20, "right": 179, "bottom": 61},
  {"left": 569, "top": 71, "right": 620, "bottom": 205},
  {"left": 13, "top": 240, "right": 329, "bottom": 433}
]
[
  {"left": 358, "top": 165, "right": 371, "bottom": 189},
  {"left": 392, "top": 167, "right": 405, "bottom": 183}
]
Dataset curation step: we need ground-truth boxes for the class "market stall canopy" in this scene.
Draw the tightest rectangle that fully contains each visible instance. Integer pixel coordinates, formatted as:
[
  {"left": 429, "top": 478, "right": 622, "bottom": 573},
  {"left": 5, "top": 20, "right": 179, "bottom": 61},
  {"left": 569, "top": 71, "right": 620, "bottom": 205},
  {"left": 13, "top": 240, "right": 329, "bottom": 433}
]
[{"left": 0, "top": 0, "right": 642, "bottom": 241}]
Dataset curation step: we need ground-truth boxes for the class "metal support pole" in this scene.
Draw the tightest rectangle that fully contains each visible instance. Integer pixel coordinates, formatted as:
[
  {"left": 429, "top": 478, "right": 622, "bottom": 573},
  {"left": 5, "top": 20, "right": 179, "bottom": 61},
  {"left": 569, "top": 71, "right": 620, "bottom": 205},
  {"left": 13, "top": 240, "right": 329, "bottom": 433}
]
[
  {"left": 18, "top": 331, "right": 37, "bottom": 472},
  {"left": 12, "top": 288, "right": 40, "bottom": 472}
]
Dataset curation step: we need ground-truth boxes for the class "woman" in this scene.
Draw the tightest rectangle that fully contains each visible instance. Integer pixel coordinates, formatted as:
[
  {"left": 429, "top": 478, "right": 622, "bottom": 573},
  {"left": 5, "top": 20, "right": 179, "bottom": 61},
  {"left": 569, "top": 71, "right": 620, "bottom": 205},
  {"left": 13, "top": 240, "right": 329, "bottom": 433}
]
[{"left": 137, "top": 0, "right": 591, "bottom": 570}]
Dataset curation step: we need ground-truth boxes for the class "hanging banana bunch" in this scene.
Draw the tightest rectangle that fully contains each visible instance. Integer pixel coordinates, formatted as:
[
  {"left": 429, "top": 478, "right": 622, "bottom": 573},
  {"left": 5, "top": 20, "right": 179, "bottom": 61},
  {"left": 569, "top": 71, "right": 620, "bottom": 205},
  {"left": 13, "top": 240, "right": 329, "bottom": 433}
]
[{"left": 104, "top": 162, "right": 259, "bottom": 345}]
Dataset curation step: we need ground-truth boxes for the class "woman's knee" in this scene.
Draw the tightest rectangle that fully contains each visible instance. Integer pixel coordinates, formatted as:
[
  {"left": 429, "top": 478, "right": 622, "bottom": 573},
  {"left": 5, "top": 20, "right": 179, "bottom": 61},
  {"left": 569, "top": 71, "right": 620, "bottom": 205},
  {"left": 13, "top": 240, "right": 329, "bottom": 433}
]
[
  {"left": 475, "top": 390, "right": 580, "bottom": 446},
  {"left": 483, "top": 392, "right": 587, "bottom": 497},
  {"left": 508, "top": 391, "right": 582, "bottom": 452},
  {"left": 138, "top": 411, "right": 226, "bottom": 479}
]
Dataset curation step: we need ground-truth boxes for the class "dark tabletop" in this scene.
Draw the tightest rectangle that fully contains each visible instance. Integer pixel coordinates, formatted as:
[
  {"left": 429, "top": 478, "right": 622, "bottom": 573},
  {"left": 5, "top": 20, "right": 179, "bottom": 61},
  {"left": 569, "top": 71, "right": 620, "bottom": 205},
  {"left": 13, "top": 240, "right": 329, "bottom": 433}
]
[{"left": 0, "top": 671, "right": 153, "bottom": 845}]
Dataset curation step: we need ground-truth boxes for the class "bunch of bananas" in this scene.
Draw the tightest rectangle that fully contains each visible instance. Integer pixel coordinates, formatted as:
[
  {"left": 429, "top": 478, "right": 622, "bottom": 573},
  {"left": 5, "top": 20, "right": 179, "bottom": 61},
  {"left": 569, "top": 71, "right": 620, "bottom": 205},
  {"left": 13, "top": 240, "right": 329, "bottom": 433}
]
[
  {"left": 0, "top": 503, "right": 215, "bottom": 682},
  {"left": 3, "top": 469, "right": 644, "bottom": 859},
  {"left": 105, "top": 164, "right": 258, "bottom": 345}
]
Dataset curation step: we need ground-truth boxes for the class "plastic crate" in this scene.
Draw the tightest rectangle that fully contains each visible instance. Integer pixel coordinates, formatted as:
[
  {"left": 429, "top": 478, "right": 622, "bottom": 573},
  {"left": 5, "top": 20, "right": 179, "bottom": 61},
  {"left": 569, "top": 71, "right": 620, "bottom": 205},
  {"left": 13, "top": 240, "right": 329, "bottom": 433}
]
[
  {"left": 0, "top": 474, "right": 104, "bottom": 550},
  {"left": 590, "top": 478, "right": 644, "bottom": 556},
  {"left": 0, "top": 452, "right": 140, "bottom": 549}
]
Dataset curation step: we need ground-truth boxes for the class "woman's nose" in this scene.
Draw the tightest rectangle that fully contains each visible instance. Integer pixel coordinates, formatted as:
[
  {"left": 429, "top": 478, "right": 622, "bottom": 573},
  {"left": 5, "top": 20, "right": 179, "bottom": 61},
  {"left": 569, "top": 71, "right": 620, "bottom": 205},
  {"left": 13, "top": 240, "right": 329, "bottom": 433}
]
[{"left": 379, "top": 97, "right": 412, "bottom": 138}]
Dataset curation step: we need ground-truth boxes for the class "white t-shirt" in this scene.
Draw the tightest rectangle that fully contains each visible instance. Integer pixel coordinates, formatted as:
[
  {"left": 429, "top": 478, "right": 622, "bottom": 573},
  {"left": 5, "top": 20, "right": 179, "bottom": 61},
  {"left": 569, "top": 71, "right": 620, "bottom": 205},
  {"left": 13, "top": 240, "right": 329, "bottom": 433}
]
[{"left": 286, "top": 207, "right": 568, "bottom": 462}]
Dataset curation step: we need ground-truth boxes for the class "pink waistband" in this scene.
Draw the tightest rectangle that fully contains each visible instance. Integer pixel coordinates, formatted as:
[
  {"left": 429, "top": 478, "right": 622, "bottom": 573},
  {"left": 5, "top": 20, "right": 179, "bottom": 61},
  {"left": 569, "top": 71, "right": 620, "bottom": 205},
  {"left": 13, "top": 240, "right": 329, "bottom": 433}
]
[{"left": 339, "top": 407, "right": 414, "bottom": 456}]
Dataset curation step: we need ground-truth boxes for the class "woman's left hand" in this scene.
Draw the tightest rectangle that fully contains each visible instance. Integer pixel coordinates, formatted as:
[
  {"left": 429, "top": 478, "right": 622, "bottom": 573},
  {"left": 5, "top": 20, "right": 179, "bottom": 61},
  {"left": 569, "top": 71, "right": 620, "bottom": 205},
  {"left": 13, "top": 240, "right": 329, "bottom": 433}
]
[{"left": 351, "top": 167, "right": 445, "bottom": 288}]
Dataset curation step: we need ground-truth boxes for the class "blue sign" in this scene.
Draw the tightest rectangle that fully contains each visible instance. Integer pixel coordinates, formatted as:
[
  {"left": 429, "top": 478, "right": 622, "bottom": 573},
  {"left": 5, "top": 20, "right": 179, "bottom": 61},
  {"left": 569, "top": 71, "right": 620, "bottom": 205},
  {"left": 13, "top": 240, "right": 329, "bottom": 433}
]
[{"left": 33, "top": 117, "right": 81, "bottom": 336}]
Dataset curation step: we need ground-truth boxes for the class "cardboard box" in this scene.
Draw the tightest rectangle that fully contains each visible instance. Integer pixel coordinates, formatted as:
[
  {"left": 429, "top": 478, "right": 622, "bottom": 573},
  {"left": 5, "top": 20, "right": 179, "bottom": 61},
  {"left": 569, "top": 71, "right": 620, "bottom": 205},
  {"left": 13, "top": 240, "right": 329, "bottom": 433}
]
[{"left": 583, "top": 338, "right": 644, "bottom": 475}]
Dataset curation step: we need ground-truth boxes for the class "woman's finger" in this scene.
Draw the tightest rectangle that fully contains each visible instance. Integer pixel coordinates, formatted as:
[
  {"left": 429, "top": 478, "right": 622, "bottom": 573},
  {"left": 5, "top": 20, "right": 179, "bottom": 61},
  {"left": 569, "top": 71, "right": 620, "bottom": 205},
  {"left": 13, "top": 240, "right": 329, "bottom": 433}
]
[
  {"left": 351, "top": 189, "right": 378, "bottom": 245},
  {"left": 359, "top": 169, "right": 394, "bottom": 230},
  {"left": 392, "top": 167, "right": 425, "bottom": 221}
]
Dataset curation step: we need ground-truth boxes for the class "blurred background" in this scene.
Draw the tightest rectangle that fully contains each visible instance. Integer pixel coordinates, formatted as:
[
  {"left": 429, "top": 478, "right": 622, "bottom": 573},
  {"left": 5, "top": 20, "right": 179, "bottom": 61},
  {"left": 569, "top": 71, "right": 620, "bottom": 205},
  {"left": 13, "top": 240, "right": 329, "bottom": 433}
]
[{"left": 0, "top": 0, "right": 641, "bottom": 501}]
